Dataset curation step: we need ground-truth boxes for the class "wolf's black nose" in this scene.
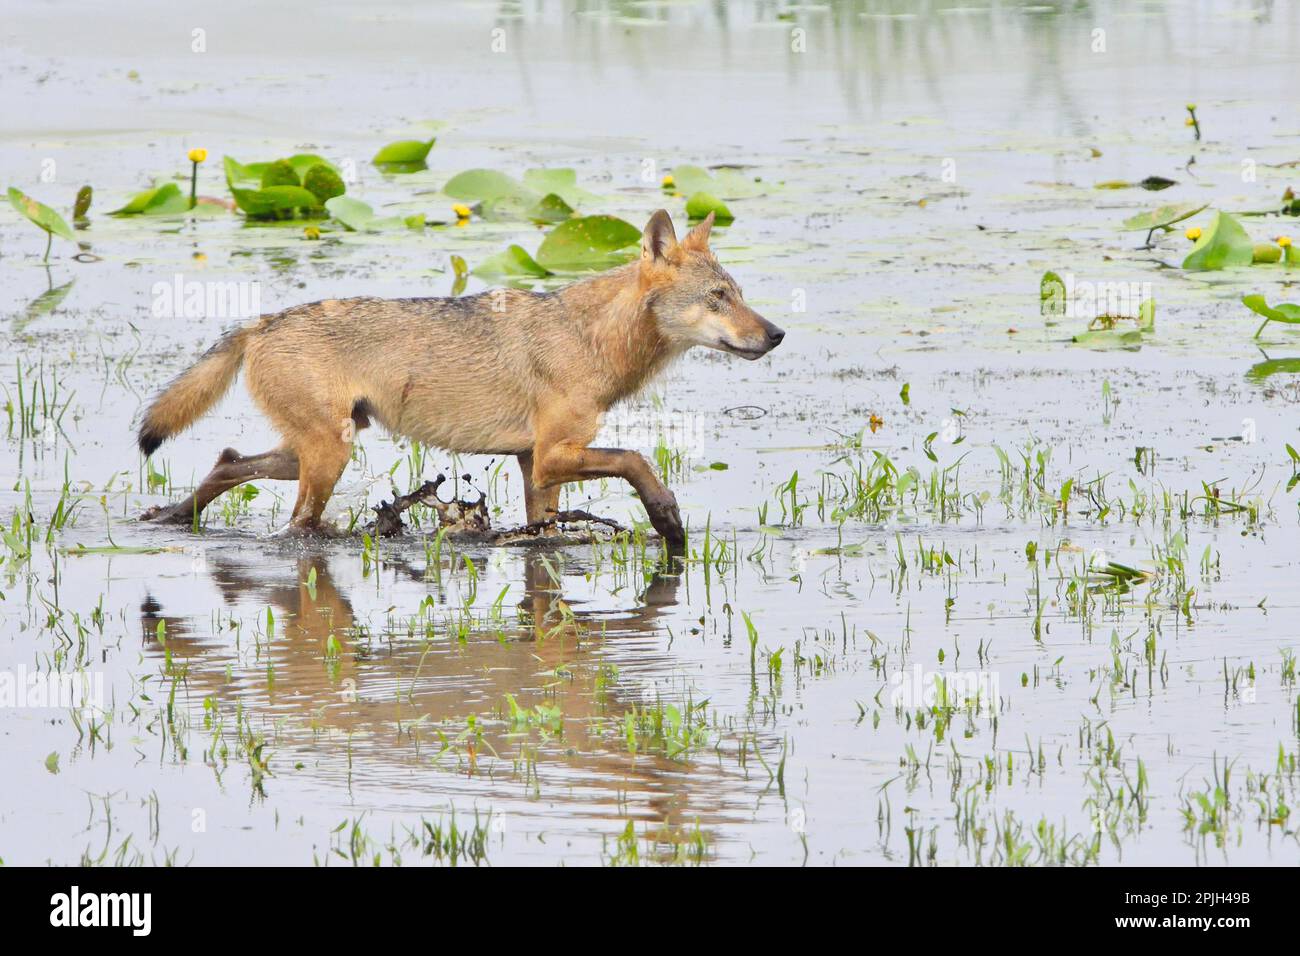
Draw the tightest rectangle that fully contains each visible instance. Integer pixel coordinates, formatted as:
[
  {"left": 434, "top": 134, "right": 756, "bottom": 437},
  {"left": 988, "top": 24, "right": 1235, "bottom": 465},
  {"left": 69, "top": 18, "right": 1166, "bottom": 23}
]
[{"left": 767, "top": 327, "right": 786, "bottom": 347}]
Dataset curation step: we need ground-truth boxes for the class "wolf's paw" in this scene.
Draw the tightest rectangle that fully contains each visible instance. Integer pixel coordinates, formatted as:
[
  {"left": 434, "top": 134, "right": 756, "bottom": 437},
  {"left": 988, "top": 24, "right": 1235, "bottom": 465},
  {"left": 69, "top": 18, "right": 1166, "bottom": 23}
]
[
  {"left": 278, "top": 519, "right": 345, "bottom": 540},
  {"left": 530, "top": 520, "right": 564, "bottom": 538},
  {"left": 140, "top": 502, "right": 197, "bottom": 526},
  {"left": 645, "top": 491, "right": 686, "bottom": 554}
]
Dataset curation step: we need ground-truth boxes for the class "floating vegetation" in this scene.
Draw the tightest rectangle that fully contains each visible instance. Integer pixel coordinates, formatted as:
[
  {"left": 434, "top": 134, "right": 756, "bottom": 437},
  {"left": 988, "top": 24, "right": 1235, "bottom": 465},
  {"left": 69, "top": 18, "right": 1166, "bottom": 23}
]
[
  {"left": 372, "top": 136, "right": 437, "bottom": 172},
  {"left": 223, "top": 154, "right": 347, "bottom": 220},
  {"left": 1071, "top": 298, "right": 1155, "bottom": 350},
  {"left": 1121, "top": 201, "right": 1207, "bottom": 247}
]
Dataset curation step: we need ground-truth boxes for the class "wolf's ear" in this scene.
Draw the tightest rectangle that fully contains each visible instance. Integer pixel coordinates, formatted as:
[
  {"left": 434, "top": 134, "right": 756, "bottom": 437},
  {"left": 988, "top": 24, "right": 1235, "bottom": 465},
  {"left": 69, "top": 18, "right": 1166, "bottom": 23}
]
[
  {"left": 641, "top": 209, "right": 678, "bottom": 265},
  {"left": 681, "top": 211, "right": 715, "bottom": 252}
]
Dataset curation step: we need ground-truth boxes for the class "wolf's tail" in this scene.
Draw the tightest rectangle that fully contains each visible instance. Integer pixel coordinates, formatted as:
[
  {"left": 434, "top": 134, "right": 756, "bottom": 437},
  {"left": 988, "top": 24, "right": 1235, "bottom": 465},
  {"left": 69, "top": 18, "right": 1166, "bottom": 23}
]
[{"left": 137, "top": 326, "right": 252, "bottom": 455}]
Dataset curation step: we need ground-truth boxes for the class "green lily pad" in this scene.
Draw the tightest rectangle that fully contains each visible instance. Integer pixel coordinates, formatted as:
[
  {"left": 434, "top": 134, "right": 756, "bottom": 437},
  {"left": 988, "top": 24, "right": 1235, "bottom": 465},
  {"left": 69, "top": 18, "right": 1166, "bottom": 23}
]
[
  {"left": 323, "top": 196, "right": 415, "bottom": 232},
  {"left": 445, "top": 168, "right": 597, "bottom": 220},
  {"left": 1121, "top": 202, "right": 1208, "bottom": 233},
  {"left": 230, "top": 184, "right": 323, "bottom": 218},
  {"left": 9, "top": 187, "right": 76, "bottom": 240},
  {"left": 685, "top": 192, "right": 733, "bottom": 223},
  {"left": 302, "top": 164, "right": 346, "bottom": 203},
  {"left": 527, "top": 192, "right": 575, "bottom": 224},
  {"left": 1183, "top": 211, "right": 1254, "bottom": 271},
  {"left": 1252, "top": 243, "right": 1282, "bottom": 264},
  {"left": 224, "top": 154, "right": 339, "bottom": 185},
  {"left": 1071, "top": 329, "right": 1144, "bottom": 350},
  {"left": 223, "top": 155, "right": 259, "bottom": 184},
  {"left": 224, "top": 154, "right": 339, "bottom": 219},
  {"left": 444, "top": 169, "right": 529, "bottom": 203},
  {"left": 260, "top": 160, "right": 300, "bottom": 189},
  {"left": 109, "top": 182, "right": 188, "bottom": 216},
  {"left": 284, "top": 154, "right": 339, "bottom": 179},
  {"left": 373, "top": 138, "right": 436, "bottom": 168},
  {"left": 326, "top": 196, "right": 378, "bottom": 231},
  {"left": 521, "top": 168, "right": 599, "bottom": 206},
  {"left": 1242, "top": 295, "right": 1300, "bottom": 325},
  {"left": 474, "top": 244, "right": 552, "bottom": 278},
  {"left": 1071, "top": 300, "right": 1153, "bottom": 350},
  {"left": 535, "top": 215, "right": 641, "bottom": 271},
  {"left": 671, "top": 164, "right": 764, "bottom": 199},
  {"left": 480, "top": 192, "right": 538, "bottom": 222},
  {"left": 1243, "top": 294, "right": 1300, "bottom": 337}
]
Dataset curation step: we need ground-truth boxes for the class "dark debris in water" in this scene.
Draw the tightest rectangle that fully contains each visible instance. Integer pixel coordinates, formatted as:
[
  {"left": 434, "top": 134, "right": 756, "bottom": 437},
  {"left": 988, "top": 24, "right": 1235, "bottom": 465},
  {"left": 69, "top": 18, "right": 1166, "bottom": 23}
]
[{"left": 370, "top": 472, "right": 628, "bottom": 544}]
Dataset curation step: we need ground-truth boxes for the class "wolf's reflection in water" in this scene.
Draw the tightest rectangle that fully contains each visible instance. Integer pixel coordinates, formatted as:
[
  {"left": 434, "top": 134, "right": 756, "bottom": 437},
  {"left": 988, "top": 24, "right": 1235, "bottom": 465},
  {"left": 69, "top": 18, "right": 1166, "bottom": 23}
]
[{"left": 138, "top": 548, "right": 749, "bottom": 848}]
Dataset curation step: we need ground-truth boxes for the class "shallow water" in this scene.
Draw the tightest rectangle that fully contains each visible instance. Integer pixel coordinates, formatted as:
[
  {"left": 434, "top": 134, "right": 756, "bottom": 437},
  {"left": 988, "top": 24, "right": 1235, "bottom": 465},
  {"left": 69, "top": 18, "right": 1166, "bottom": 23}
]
[{"left": 3, "top": 0, "right": 1300, "bottom": 865}]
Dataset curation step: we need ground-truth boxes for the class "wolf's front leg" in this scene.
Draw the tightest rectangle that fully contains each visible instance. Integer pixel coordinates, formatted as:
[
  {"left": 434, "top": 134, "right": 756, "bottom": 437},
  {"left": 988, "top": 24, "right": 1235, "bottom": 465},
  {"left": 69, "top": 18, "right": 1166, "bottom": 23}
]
[
  {"left": 532, "top": 442, "right": 685, "bottom": 554},
  {"left": 532, "top": 404, "right": 686, "bottom": 554}
]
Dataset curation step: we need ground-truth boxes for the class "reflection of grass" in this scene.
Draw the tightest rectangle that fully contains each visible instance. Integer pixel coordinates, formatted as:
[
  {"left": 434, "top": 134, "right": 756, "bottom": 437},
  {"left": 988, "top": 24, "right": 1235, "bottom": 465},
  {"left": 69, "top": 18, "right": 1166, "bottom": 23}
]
[
  {"left": 603, "top": 818, "right": 709, "bottom": 867},
  {"left": 1181, "top": 759, "right": 1234, "bottom": 848},
  {"left": 623, "top": 697, "right": 712, "bottom": 760},
  {"left": 328, "top": 811, "right": 494, "bottom": 867}
]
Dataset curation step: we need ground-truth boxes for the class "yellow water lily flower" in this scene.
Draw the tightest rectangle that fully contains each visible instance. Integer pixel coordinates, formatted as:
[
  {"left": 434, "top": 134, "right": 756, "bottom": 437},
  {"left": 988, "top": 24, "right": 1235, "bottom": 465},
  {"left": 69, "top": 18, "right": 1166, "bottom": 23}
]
[
  {"left": 452, "top": 203, "right": 472, "bottom": 220},
  {"left": 661, "top": 174, "right": 675, "bottom": 188},
  {"left": 304, "top": 226, "right": 321, "bottom": 240},
  {"left": 1185, "top": 227, "right": 1202, "bottom": 241},
  {"left": 1278, "top": 236, "right": 1293, "bottom": 248},
  {"left": 187, "top": 148, "right": 207, "bottom": 164}
]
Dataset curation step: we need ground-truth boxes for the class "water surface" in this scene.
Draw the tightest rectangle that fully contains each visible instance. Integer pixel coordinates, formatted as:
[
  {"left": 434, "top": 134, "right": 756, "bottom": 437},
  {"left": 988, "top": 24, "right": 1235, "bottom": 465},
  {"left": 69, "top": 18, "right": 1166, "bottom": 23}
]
[{"left": 2, "top": 0, "right": 1299, "bottom": 865}]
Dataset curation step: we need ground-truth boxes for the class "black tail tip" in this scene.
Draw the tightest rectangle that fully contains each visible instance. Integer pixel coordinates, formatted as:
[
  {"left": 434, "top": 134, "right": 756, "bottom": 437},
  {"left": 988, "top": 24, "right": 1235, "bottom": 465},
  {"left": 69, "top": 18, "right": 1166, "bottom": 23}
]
[{"left": 138, "top": 427, "right": 163, "bottom": 457}]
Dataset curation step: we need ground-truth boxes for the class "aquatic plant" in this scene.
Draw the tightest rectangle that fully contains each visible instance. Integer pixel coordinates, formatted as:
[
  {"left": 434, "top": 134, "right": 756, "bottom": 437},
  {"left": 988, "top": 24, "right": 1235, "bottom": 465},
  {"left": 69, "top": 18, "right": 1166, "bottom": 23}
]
[{"left": 7, "top": 187, "right": 75, "bottom": 260}]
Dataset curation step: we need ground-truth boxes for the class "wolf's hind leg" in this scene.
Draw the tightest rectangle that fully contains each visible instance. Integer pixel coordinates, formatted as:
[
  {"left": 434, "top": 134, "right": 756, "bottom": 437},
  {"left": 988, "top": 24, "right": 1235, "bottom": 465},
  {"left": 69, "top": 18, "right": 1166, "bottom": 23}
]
[
  {"left": 288, "top": 437, "right": 353, "bottom": 531},
  {"left": 517, "top": 451, "right": 561, "bottom": 525},
  {"left": 142, "top": 446, "right": 299, "bottom": 526}
]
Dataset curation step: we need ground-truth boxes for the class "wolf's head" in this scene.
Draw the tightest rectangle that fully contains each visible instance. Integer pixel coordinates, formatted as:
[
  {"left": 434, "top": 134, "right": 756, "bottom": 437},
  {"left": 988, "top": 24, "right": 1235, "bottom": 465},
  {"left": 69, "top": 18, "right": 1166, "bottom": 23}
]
[{"left": 639, "top": 209, "right": 785, "bottom": 360}]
